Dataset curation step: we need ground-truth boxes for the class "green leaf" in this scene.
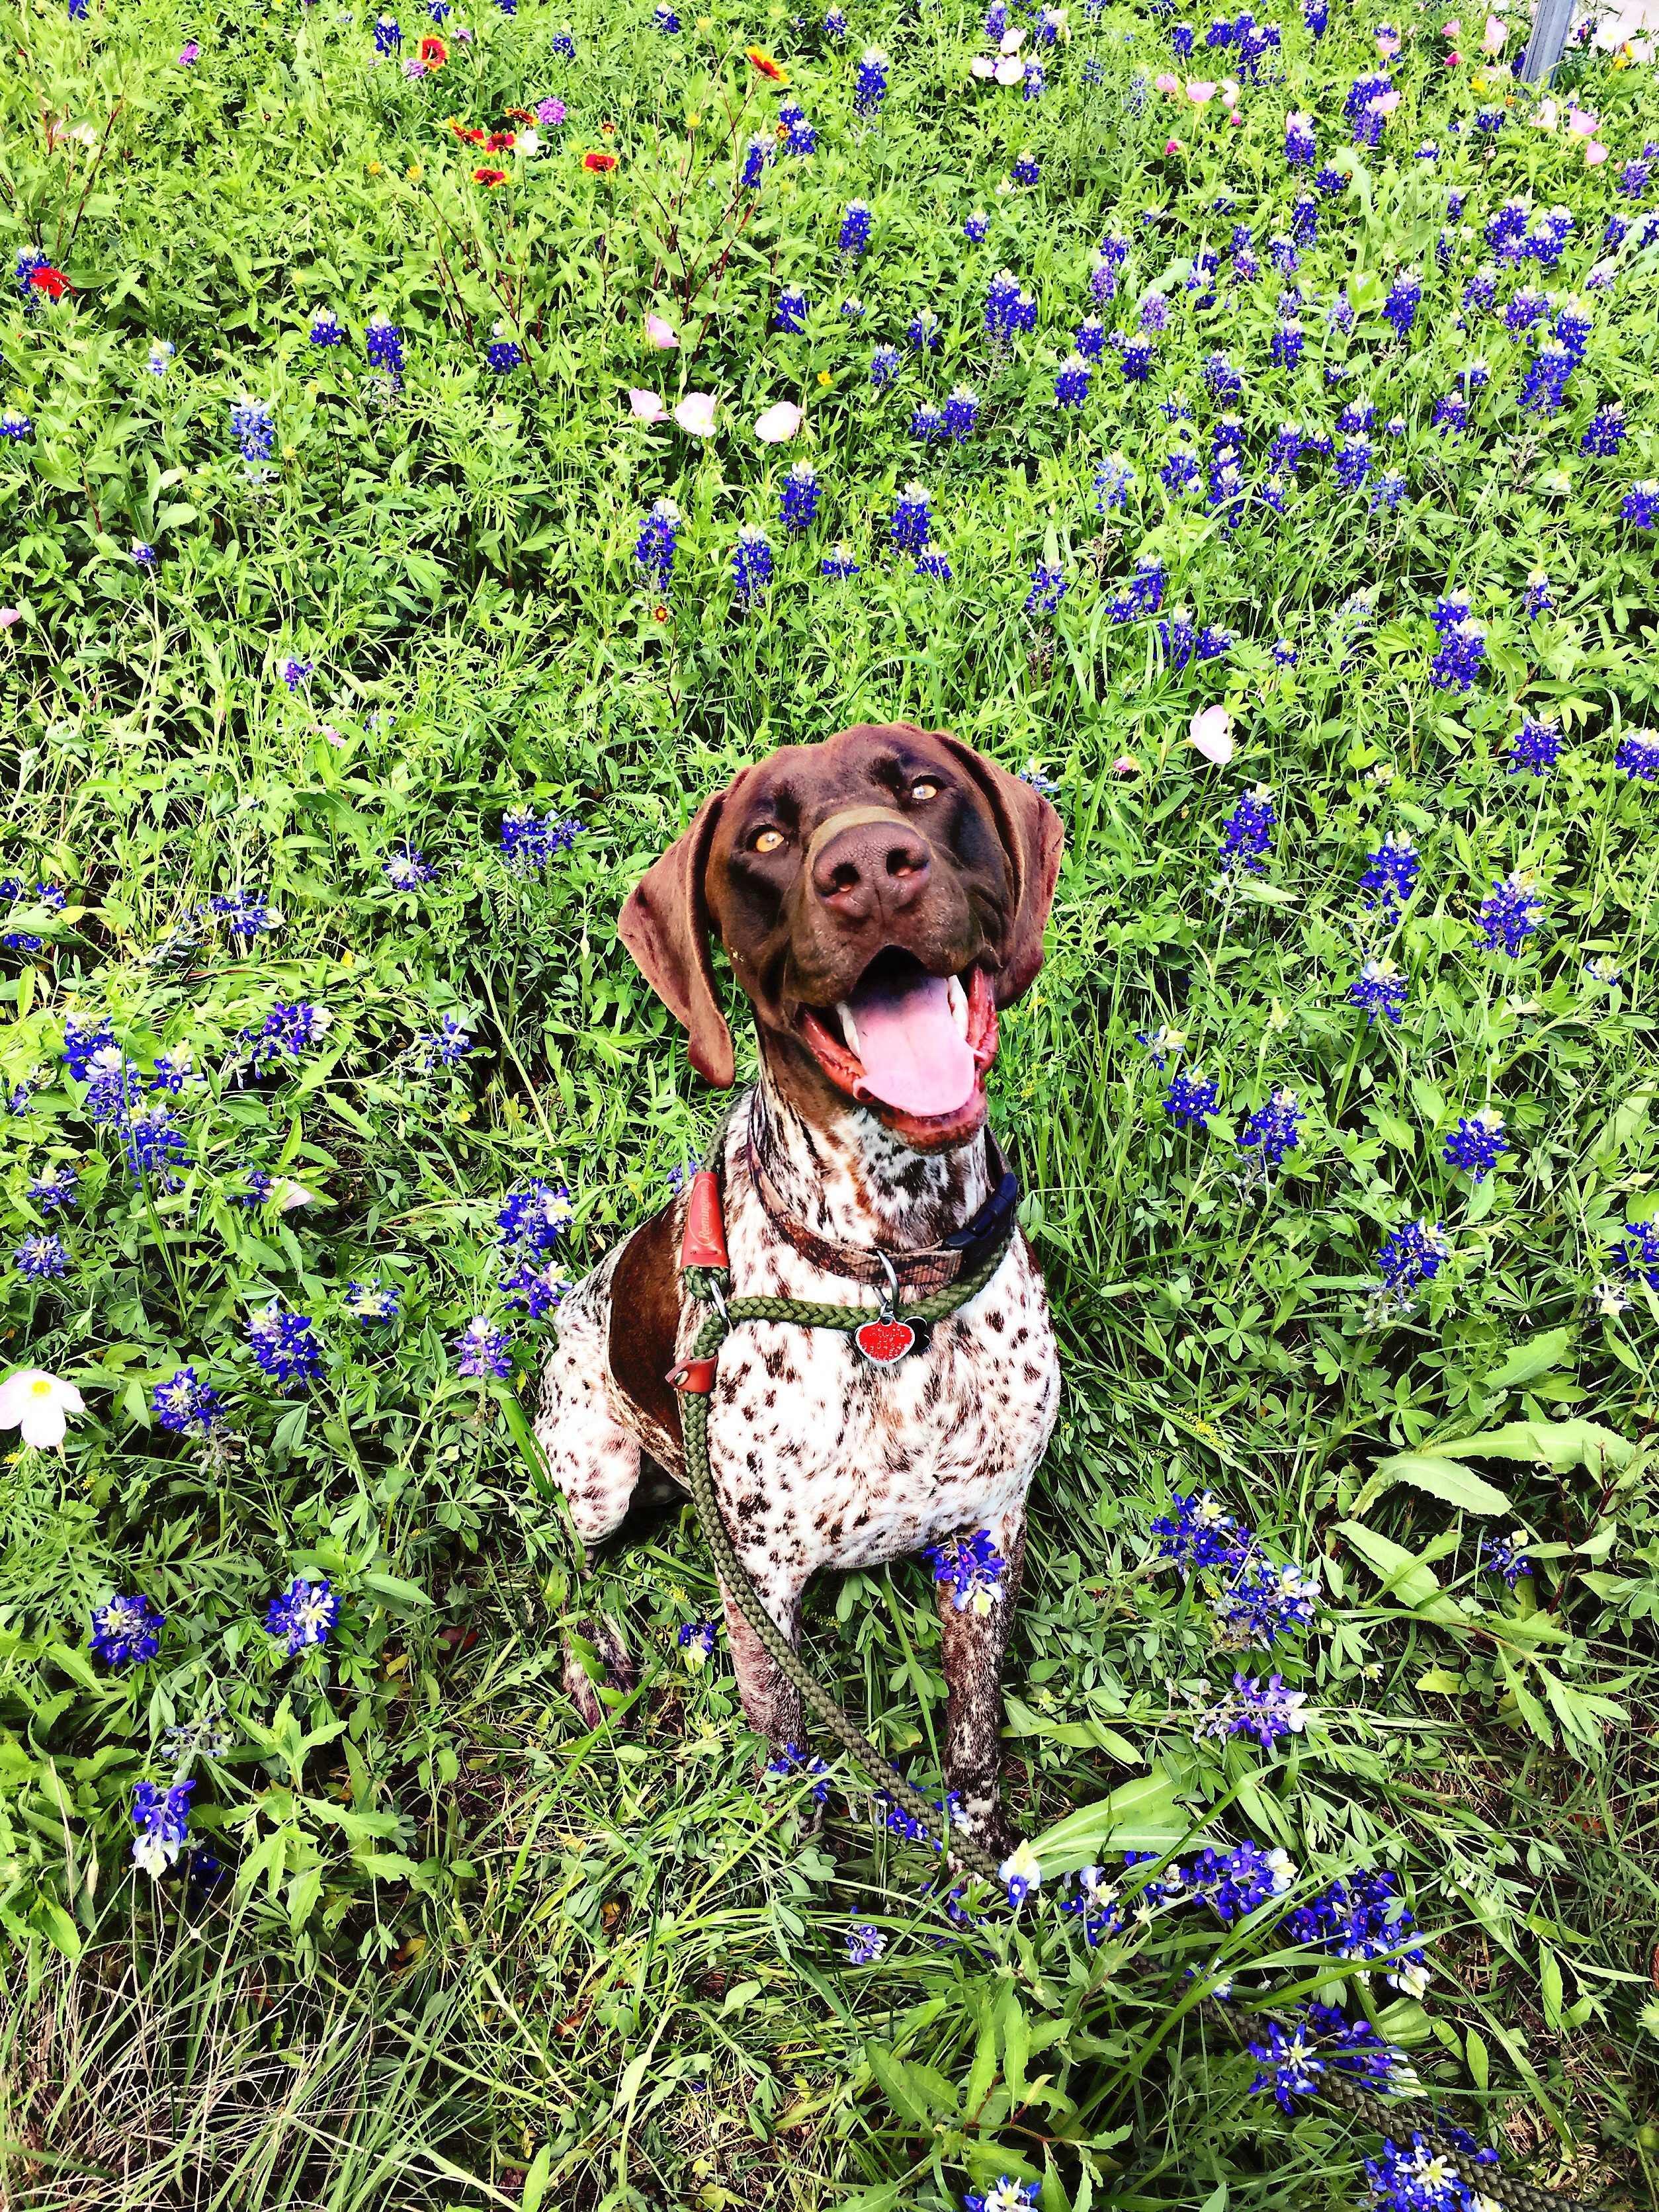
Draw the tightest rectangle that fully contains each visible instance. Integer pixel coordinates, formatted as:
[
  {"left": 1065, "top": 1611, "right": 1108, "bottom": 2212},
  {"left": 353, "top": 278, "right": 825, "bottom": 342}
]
[
  {"left": 1427, "top": 1420, "right": 1633, "bottom": 1474},
  {"left": 1353, "top": 1453, "right": 1511, "bottom": 1517},
  {"left": 358, "top": 1570, "right": 432, "bottom": 1612},
  {"left": 1482, "top": 1328, "right": 1574, "bottom": 1390},
  {"left": 1334, "top": 1521, "right": 1446, "bottom": 1607},
  {"left": 1031, "top": 1768, "right": 1191, "bottom": 1875},
  {"left": 864, "top": 2039, "right": 959, "bottom": 2125},
  {"left": 521, "top": 2146, "right": 554, "bottom": 2212}
]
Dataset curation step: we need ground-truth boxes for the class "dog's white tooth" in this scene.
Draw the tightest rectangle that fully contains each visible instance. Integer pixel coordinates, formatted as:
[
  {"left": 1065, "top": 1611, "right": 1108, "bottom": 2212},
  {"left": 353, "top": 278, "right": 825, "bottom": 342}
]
[
  {"left": 947, "top": 974, "right": 969, "bottom": 1039},
  {"left": 835, "top": 1001, "right": 861, "bottom": 1056}
]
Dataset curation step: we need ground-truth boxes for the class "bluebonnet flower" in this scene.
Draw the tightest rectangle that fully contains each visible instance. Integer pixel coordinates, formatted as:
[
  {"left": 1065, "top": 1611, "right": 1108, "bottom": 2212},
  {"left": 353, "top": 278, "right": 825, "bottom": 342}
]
[
  {"left": 984, "top": 269, "right": 1035, "bottom": 351},
  {"left": 249, "top": 1304, "right": 323, "bottom": 1390},
  {"left": 497, "top": 1180, "right": 574, "bottom": 1259},
  {"left": 91, "top": 1594, "right": 165, "bottom": 1667},
  {"left": 901, "top": 306, "right": 941, "bottom": 356},
  {"left": 1158, "top": 607, "right": 1197, "bottom": 671},
  {"left": 1115, "top": 331, "right": 1155, "bottom": 382},
  {"left": 131, "top": 539, "right": 158, "bottom": 568},
  {"left": 1431, "top": 393, "right": 1468, "bottom": 440},
  {"left": 1219, "top": 786, "right": 1275, "bottom": 876},
  {"left": 1375, "top": 1217, "right": 1450, "bottom": 1312},
  {"left": 869, "top": 343, "right": 901, "bottom": 388},
  {"left": 1273, "top": 638, "right": 1298, "bottom": 667},
  {"left": 641, "top": 497, "right": 685, "bottom": 601},
  {"left": 550, "top": 26, "right": 574, "bottom": 53},
  {"left": 1351, "top": 958, "right": 1406, "bottom": 1026},
  {"left": 1369, "top": 468, "right": 1408, "bottom": 513},
  {"left": 964, "top": 210, "right": 988, "bottom": 243},
  {"left": 499, "top": 808, "right": 582, "bottom": 869},
  {"left": 779, "top": 101, "right": 816, "bottom": 155},
  {"left": 1247, "top": 2019, "right": 1325, "bottom": 2109},
  {"left": 780, "top": 463, "right": 821, "bottom": 534},
  {"left": 486, "top": 325, "right": 523, "bottom": 374},
  {"left": 1617, "top": 730, "right": 1659, "bottom": 782},
  {"left": 1336, "top": 435, "right": 1374, "bottom": 491},
  {"left": 1138, "top": 292, "right": 1170, "bottom": 333},
  {"left": 1196, "top": 1671, "right": 1309, "bottom": 1751},
  {"left": 1060, "top": 1865, "right": 1125, "bottom": 1947},
  {"left": 1480, "top": 1529, "right": 1531, "bottom": 1588},
  {"left": 730, "top": 523, "right": 773, "bottom": 607},
  {"left": 1024, "top": 564, "right": 1068, "bottom": 618},
  {"left": 382, "top": 843, "right": 438, "bottom": 892},
  {"left": 344, "top": 1279, "right": 401, "bottom": 1323},
  {"left": 1610, "top": 1220, "right": 1659, "bottom": 1289},
  {"left": 825, "top": 5, "right": 847, "bottom": 34},
  {"left": 365, "top": 313, "right": 405, "bottom": 391},
  {"left": 1623, "top": 482, "right": 1659, "bottom": 531},
  {"left": 1523, "top": 570, "right": 1552, "bottom": 619},
  {"left": 148, "top": 337, "right": 175, "bottom": 374},
  {"left": 654, "top": 3, "right": 679, "bottom": 25},
  {"left": 243, "top": 1001, "right": 333, "bottom": 1066},
  {"left": 280, "top": 656, "right": 312, "bottom": 693},
  {"left": 821, "top": 543, "right": 859, "bottom": 579},
  {"left": 924, "top": 1529, "right": 1007, "bottom": 1614},
  {"left": 914, "top": 550, "right": 953, "bottom": 581},
  {"left": 944, "top": 384, "right": 979, "bottom": 443},
  {"left": 228, "top": 396, "right": 275, "bottom": 466},
  {"left": 123, "top": 1101, "right": 188, "bottom": 1182},
  {"left": 854, "top": 46, "right": 888, "bottom": 116},
  {"left": 1185, "top": 1838, "right": 1298, "bottom": 1920},
  {"left": 837, "top": 201, "right": 871, "bottom": 259},
  {"left": 151, "top": 1366, "right": 223, "bottom": 1438},
  {"left": 1001, "top": 1842, "right": 1042, "bottom": 1910},
  {"left": 1074, "top": 315, "right": 1107, "bottom": 361},
  {"left": 1053, "top": 354, "right": 1091, "bottom": 409},
  {"left": 1429, "top": 620, "right": 1486, "bottom": 693},
  {"left": 840, "top": 296, "right": 864, "bottom": 319},
  {"left": 1197, "top": 623, "right": 1234, "bottom": 662},
  {"left": 1203, "top": 350, "right": 1243, "bottom": 402},
  {"left": 1502, "top": 284, "right": 1548, "bottom": 339},
  {"left": 417, "top": 1013, "right": 472, "bottom": 1068},
  {"left": 1580, "top": 403, "right": 1627, "bottom": 458},
  {"left": 266, "top": 1576, "right": 340, "bottom": 1654},
  {"left": 0, "top": 878, "right": 66, "bottom": 951},
  {"left": 1381, "top": 271, "right": 1421, "bottom": 339},
  {"left": 768, "top": 1741, "right": 831, "bottom": 1801},
  {"left": 14, "top": 1232, "right": 70, "bottom": 1280},
  {"left": 82, "top": 1043, "right": 143, "bottom": 1125},
  {"left": 740, "top": 134, "right": 772, "bottom": 189},
  {"left": 2, "top": 411, "right": 36, "bottom": 447},
  {"left": 455, "top": 1317, "right": 511, "bottom": 1378},
  {"left": 1021, "top": 58, "right": 1044, "bottom": 97},
  {"left": 500, "top": 1261, "right": 567, "bottom": 1316},
  {"left": 1443, "top": 1108, "right": 1508, "bottom": 1182},
  {"left": 910, "top": 402, "right": 946, "bottom": 444},
  {"left": 1304, "top": 0, "right": 1326, "bottom": 30},
  {"left": 1211, "top": 1555, "right": 1320, "bottom": 1648},
  {"left": 1477, "top": 871, "right": 1544, "bottom": 955},
  {"left": 202, "top": 890, "right": 283, "bottom": 940},
  {"left": 1619, "top": 144, "right": 1658, "bottom": 198},
  {"left": 373, "top": 13, "right": 401, "bottom": 50},
  {"left": 1164, "top": 1071, "right": 1219, "bottom": 1127},
  {"left": 1359, "top": 830, "right": 1418, "bottom": 913},
  {"left": 774, "top": 284, "right": 808, "bottom": 334},
  {"left": 310, "top": 306, "right": 344, "bottom": 347},
  {"left": 1520, "top": 340, "right": 1573, "bottom": 417},
  {"left": 131, "top": 1778, "right": 194, "bottom": 1875},
  {"left": 1240, "top": 1087, "right": 1304, "bottom": 1171},
  {"left": 846, "top": 1923, "right": 886, "bottom": 1963},
  {"left": 26, "top": 1163, "right": 79, "bottom": 1214},
  {"left": 1012, "top": 152, "right": 1041, "bottom": 187},
  {"left": 677, "top": 1619, "right": 716, "bottom": 1668},
  {"left": 1162, "top": 448, "right": 1201, "bottom": 495},
  {"left": 1152, "top": 1491, "right": 1242, "bottom": 1573},
  {"left": 890, "top": 483, "right": 931, "bottom": 554}
]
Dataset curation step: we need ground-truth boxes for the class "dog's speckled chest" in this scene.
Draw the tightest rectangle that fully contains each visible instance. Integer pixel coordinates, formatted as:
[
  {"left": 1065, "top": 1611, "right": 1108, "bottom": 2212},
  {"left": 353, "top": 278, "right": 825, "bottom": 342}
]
[{"left": 673, "top": 1097, "right": 1060, "bottom": 1582}]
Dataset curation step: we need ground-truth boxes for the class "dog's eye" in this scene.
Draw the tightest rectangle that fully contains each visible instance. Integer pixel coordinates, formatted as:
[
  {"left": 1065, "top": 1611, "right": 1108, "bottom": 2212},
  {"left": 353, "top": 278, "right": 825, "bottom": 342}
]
[
  {"left": 910, "top": 779, "right": 939, "bottom": 802},
  {"left": 753, "top": 828, "right": 787, "bottom": 854}
]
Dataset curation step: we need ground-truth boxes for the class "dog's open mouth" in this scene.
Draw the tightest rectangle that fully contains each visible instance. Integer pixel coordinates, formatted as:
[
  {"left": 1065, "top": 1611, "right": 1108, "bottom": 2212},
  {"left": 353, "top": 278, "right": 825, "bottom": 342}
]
[{"left": 798, "top": 951, "right": 998, "bottom": 1134}]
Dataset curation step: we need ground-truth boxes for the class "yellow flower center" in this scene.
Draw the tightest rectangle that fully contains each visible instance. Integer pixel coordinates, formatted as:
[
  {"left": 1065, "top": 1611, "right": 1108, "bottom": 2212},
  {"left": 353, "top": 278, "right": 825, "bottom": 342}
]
[{"left": 30, "top": 1377, "right": 54, "bottom": 1396}]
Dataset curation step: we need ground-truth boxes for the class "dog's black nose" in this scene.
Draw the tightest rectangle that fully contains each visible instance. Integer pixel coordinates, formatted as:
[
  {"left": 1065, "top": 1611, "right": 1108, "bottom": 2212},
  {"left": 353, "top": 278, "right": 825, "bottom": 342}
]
[{"left": 811, "top": 820, "right": 931, "bottom": 920}]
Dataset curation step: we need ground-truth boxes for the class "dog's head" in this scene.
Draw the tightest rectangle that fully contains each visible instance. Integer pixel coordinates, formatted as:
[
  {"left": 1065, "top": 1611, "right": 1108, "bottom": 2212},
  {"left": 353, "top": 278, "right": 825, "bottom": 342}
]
[{"left": 618, "top": 722, "right": 1064, "bottom": 1153}]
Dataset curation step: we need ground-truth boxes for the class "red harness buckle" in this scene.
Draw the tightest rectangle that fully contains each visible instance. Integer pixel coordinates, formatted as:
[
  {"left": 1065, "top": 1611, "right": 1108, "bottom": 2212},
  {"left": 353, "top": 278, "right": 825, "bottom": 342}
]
[
  {"left": 679, "top": 1171, "right": 730, "bottom": 1271},
  {"left": 667, "top": 1357, "right": 718, "bottom": 1394}
]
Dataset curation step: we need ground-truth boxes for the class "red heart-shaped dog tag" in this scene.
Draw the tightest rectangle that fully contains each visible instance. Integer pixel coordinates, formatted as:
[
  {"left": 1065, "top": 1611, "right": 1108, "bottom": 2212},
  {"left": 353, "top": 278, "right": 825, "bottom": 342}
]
[{"left": 855, "top": 1317, "right": 917, "bottom": 1364}]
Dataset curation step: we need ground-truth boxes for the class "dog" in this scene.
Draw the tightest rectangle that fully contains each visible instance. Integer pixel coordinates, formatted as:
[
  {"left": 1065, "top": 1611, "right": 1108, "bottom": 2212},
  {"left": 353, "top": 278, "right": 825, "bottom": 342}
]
[{"left": 534, "top": 721, "right": 1063, "bottom": 1851}]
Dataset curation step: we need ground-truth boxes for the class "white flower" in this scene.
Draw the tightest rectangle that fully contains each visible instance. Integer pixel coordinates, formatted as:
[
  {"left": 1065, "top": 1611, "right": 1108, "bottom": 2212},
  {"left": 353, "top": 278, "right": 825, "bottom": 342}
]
[
  {"left": 517, "top": 128, "right": 541, "bottom": 154},
  {"left": 1000, "top": 1841, "right": 1042, "bottom": 1893},
  {"left": 132, "top": 1832, "right": 179, "bottom": 1877},
  {"left": 1265, "top": 1846, "right": 1297, "bottom": 1893},
  {"left": 0, "top": 1369, "right": 87, "bottom": 1449},
  {"left": 1188, "top": 703, "right": 1234, "bottom": 765},
  {"left": 994, "top": 54, "right": 1025, "bottom": 81}
]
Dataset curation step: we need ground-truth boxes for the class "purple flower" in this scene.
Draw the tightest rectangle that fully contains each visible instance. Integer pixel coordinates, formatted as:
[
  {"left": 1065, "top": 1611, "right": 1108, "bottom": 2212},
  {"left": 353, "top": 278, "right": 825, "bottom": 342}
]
[
  {"left": 91, "top": 1594, "right": 165, "bottom": 1667},
  {"left": 1476, "top": 871, "right": 1544, "bottom": 956},
  {"left": 265, "top": 1576, "right": 341, "bottom": 1654},
  {"left": 1164, "top": 1071, "right": 1219, "bottom": 1127},
  {"left": 1443, "top": 1109, "right": 1508, "bottom": 1182},
  {"left": 455, "top": 1317, "right": 511, "bottom": 1378}
]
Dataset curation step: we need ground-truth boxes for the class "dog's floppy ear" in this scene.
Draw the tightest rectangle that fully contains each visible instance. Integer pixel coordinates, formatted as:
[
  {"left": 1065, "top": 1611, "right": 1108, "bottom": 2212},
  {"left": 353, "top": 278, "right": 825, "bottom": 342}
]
[
  {"left": 931, "top": 730, "right": 1065, "bottom": 1006},
  {"left": 618, "top": 788, "right": 736, "bottom": 1088}
]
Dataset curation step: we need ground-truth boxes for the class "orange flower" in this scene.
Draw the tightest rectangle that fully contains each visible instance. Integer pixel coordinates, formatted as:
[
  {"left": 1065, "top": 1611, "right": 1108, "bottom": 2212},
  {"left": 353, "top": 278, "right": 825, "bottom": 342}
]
[
  {"left": 745, "top": 44, "right": 788, "bottom": 81},
  {"left": 473, "top": 165, "right": 509, "bottom": 185},
  {"left": 450, "top": 118, "right": 487, "bottom": 142},
  {"left": 506, "top": 106, "right": 532, "bottom": 122},
  {"left": 486, "top": 129, "right": 516, "bottom": 150},
  {"left": 419, "top": 32, "right": 447, "bottom": 63},
  {"left": 583, "top": 149, "right": 618, "bottom": 171}
]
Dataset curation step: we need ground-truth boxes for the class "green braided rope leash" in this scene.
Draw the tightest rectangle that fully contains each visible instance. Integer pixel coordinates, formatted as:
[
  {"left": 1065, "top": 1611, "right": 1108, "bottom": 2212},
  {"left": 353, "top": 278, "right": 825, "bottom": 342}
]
[{"left": 671, "top": 1111, "right": 1603, "bottom": 2212}]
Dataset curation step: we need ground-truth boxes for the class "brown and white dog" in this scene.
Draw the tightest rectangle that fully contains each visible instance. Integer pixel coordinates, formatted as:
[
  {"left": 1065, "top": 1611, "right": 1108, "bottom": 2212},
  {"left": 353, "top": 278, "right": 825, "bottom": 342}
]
[{"left": 535, "top": 721, "right": 1063, "bottom": 1850}]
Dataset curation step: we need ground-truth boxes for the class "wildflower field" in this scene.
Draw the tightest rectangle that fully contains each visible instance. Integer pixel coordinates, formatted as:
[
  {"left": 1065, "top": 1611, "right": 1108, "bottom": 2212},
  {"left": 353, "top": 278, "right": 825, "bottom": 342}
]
[{"left": 5, "top": 0, "right": 1659, "bottom": 2197}]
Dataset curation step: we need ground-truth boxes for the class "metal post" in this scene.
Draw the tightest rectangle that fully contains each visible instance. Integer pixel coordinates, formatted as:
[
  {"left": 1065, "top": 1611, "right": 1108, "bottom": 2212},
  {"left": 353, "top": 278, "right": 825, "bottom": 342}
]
[{"left": 1519, "top": 0, "right": 1577, "bottom": 81}]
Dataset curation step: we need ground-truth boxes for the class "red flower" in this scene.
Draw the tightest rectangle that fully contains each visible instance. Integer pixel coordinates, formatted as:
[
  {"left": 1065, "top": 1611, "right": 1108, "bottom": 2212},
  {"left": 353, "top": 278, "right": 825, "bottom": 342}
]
[
  {"left": 485, "top": 129, "right": 515, "bottom": 150},
  {"left": 450, "top": 118, "right": 487, "bottom": 142},
  {"left": 583, "top": 149, "right": 618, "bottom": 171},
  {"left": 418, "top": 33, "right": 447, "bottom": 63},
  {"left": 505, "top": 106, "right": 532, "bottom": 122},
  {"left": 473, "top": 165, "right": 509, "bottom": 185},
  {"left": 30, "top": 267, "right": 71, "bottom": 300},
  {"left": 745, "top": 45, "right": 787, "bottom": 81}
]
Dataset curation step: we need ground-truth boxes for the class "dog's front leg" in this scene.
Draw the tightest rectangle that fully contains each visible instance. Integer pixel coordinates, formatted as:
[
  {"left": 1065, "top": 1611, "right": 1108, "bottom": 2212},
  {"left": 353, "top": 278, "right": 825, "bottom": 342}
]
[
  {"left": 718, "top": 1569, "right": 806, "bottom": 1761},
  {"left": 935, "top": 1506, "right": 1027, "bottom": 1861}
]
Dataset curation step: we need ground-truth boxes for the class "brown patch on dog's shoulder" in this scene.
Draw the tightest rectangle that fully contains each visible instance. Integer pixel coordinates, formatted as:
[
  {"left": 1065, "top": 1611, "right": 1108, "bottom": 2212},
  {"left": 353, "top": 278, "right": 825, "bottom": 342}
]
[{"left": 608, "top": 1205, "right": 684, "bottom": 1446}]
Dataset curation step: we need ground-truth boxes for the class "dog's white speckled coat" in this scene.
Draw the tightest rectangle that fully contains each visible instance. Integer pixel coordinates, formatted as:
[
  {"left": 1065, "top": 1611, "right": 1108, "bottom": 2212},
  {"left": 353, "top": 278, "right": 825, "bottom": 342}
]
[{"left": 534, "top": 1071, "right": 1060, "bottom": 1836}]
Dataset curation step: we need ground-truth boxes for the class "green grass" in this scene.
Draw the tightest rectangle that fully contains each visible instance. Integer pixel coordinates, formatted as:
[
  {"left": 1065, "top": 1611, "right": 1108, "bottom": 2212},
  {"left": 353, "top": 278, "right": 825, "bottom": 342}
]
[{"left": 4, "top": 0, "right": 1659, "bottom": 2202}]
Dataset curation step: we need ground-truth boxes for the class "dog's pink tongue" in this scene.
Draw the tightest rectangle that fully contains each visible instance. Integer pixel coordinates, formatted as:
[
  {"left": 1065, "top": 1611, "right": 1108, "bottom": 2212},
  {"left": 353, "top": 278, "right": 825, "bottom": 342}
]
[{"left": 848, "top": 970, "right": 975, "bottom": 1117}]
